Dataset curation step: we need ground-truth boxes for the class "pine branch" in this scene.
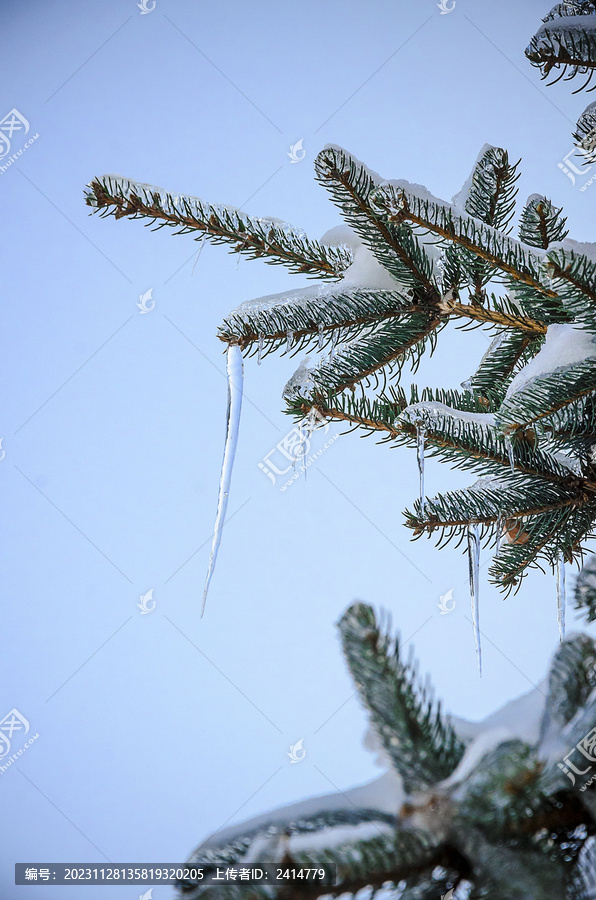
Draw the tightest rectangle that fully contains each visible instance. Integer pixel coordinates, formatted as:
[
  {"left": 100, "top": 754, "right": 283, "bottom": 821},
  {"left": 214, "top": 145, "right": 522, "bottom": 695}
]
[
  {"left": 503, "top": 276, "right": 571, "bottom": 328},
  {"left": 179, "top": 815, "right": 439, "bottom": 900},
  {"left": 519, "top": 195, "right": 569, "bottom": 249},
  {"left": 526, "top": 14, "right": 596, "bottom": 85},
  {"left": 542, "top": 3, "right": 596, "bottom": 23},
  {"left": 397, "top": 874, "right": 464, "bottom": 900},
  {"left": 285, "top": 828, "right": 437, "bottom": 898},
  {"left": 286, "top": 385, "right": 495, "bottom": 443},
  {"left": 185, "top": 809, "right": 397, "bottom": 870},
  {"left": 314, "top": 147, "right": 440, "bottom": 298},
  {"left": 458, "top": 740, "right": 548, "bottom": 840},
  {"left": 450, "top": 300, "right": 546, "bottom": 335},
  {"left": 540, "top": 634, "right": 596, "bottom": 741},
  {"left": 539, "top": 394, "right": 596, "bottom": 451},
  {"left": 440, "top": 244, "right": 464, "bottom": 294},
  {"left": 404, "top": 477, "right": 583, "bottom": 540},
  {"left": 464, "top": 147, "right": 520, "bottom": 233},
  {"left": 454, "top": 147, "right": 521, "bottom": 293},
  {"left": 571, "top": 835, "right": 596, "bottom": 900},
  {"left": 217, "top": 281, "right": 548, "bottom": 358},
  {"left": 285, "top": 312, "right": 442, "bottom": 399},
  {"left": 285, "top": 392, "right": 405, "bottom": 440},
  {"left": 397, "top": 401, "right": 577, "bottom": 483},
  {"left": 217, "top": 287, "right": 419, "bottom": 354},
  {"left": 453, "top": 825, "right": 567, "bottom": 900},
  {"left": 574, "top": 99, "right": 596, "bottom": 162},
  {"left": 371, "top": 183, "right": 567, "bottom": 331},
  {"left": 370, "top": 181, "right": 554, "bottom": 299},
  {"left": 547, "top": 247, "right": 596, "bottom": 326},
  {"left": 338, "top": 603, "right": 466, "bottom": 792},
  {"left": 553, "top": 687, "right": 596, "bottom": 771},
  {"left": 496, "top": 359, "right": 596, "bottom": 431},
  {"left": 487, "top": 510, "right": 566, "bottom": 589},
  {"left": 575, "top": 554, "right": 596, "bottom": 621},
  {"left": 87, "top": 144, "right": 596, "bottom": 593},
  {"left": 85, "top": 175, "right": 352, "bottom": 281},
  {"left": 470, "top": 330, "right": 544, "bottom": 406},
  {"left": 488, "top": 503, "right": 596, "bottom": 590}
]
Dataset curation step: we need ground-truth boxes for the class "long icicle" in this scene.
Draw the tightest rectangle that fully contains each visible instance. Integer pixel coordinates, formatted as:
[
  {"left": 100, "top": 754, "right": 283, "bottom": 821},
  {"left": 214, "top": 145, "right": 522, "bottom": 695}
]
[
  {"left": 329, "top": 328, "right": 338, "bottom": 358},
  {"left": 505, "top": 436, "right": 515, "bottom": 473},
  {"left": 467, "top": 525, "right": 482, "bottom": 676},
  {"left": 202, "top": 344, "right": 244, "bottom": 616},
  {"left": 495, "top": 515, "right": 503, "bottom": 555},
  {"left": 416, "top": 422, "right": 426, "bottom": 517},
  {"left": 317, "top": 324, "right": 324, "bottom": 351},
  {"left": 298, "top": 407, "right": 318, "bottom": 481},
  {"left": 556, "top": 552, "right": 566, "bottom": 641}
]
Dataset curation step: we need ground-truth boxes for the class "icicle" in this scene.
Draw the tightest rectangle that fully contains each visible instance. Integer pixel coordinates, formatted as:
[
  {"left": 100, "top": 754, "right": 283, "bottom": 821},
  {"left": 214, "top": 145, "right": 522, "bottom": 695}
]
[
  {"left": 416, "top": 422, "right": 426, "bottom": 516},
  {"left": 556, "top": 552, "right": 566, "bottom": 641},
  {"left": 317, "top": 324, "right": 324, "bottom": 351},
  {"left": 286, "top": 330, "right": 295, "bottom": 352},
  {"left": 467, "top": 525, "right": 482, "bottom": 676},
  {"left": 329, "top": 328, "right": 337, "bottom": 358},
  {"left": 191, "top": 236, "right": 207, "bottom": 275},
  {"left": 296, "top": 407, "right": 317, "bottom": 477},
  {"left": 292, "top": 410, "right": 308, "bottom": 472},
  {"left": 505, "top": 436, "right": 515, "bottom": 473},
  {"left": 235, "top": 235, "right": 249, "bottom": 271},
  {"left": 298, "top": 410, "right": 312, "bottom": 480},
  {"left": 495, "top": 515, "right": 503, "bottom": 555},
  {"left": 202, "top": 344, "right": 244, "bottom": 616},
  {"left": 257, "top": 334, "right": 264, "bottom": 366}
]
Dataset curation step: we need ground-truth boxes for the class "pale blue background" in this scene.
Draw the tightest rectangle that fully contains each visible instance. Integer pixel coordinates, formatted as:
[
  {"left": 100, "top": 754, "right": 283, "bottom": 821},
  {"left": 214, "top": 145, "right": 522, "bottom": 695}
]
[{"left": 2, "top": 0, "right": 595, "bottom": 897}]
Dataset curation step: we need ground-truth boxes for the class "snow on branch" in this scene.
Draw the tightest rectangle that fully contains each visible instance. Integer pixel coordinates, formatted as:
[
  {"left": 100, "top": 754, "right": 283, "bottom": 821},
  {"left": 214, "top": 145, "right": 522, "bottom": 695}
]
[{"left": 85, "top": 174, "right": 353, "bottom": 280}]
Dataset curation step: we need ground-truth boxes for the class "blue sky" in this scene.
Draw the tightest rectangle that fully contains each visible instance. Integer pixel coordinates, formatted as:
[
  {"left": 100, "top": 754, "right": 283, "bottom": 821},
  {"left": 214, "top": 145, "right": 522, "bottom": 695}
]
[{"left": 2, "top": 0, "right": 596, "bottom": 897}]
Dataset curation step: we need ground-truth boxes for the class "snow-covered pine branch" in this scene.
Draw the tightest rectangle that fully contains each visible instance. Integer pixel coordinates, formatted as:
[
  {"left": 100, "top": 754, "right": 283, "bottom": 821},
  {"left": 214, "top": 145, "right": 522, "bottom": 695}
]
[
  {"left": 526, "top": 3, "right": 596, "bottom": 154},
  {"left": 176, "top": 607, "right": 596, "bottom": 899},
  {"left": 85, "top": 175, "right": 352, "bottom": 280},
  {"left": 87, "top": 143, "right": 596, "bottom": 634}
]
